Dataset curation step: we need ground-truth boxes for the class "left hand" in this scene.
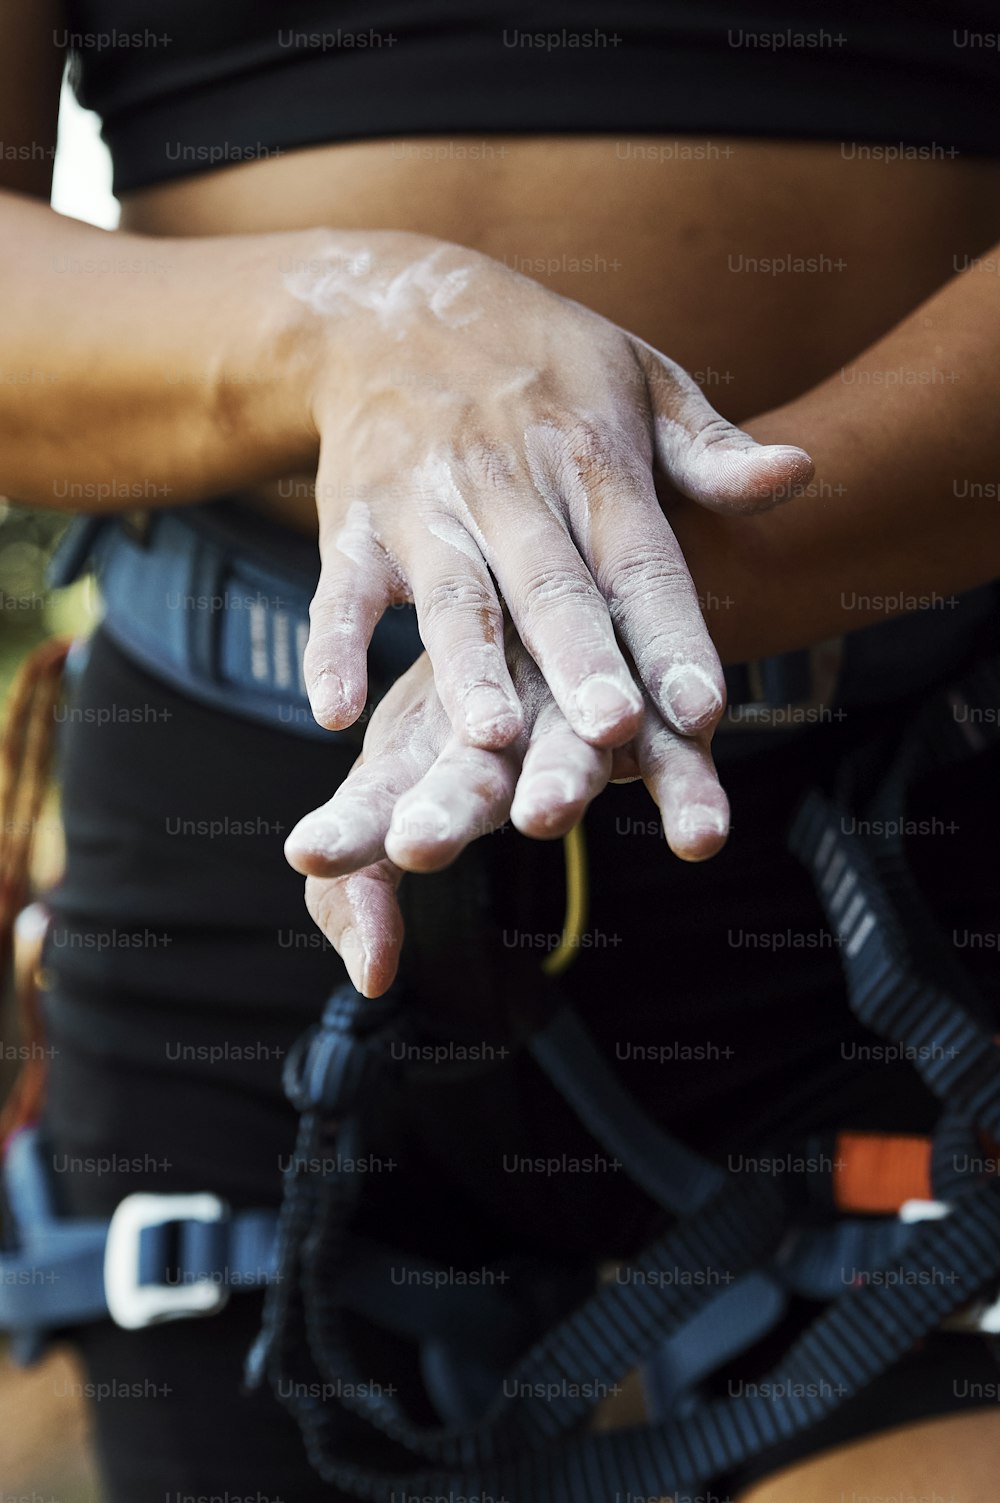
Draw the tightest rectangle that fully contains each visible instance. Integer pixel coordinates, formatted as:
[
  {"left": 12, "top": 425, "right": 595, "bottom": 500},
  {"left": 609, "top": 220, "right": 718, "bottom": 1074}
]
[{"left": 285, "top": 638, "right": 729, "bottom": 996}]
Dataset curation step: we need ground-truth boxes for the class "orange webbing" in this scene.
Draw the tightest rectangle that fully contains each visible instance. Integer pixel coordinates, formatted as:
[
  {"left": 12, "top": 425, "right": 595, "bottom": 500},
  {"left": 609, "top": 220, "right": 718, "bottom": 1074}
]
[
  {"left": 0, "top": 636, "right": 71, "bottom": 1143},
  {"left": 833, "top": 1131, "right": 933, "bottom": 1214}
]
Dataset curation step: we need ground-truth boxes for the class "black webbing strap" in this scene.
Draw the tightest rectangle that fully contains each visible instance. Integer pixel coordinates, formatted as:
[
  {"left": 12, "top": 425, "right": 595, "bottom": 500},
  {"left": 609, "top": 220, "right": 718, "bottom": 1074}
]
[
  {"left": 790, "top": 791, "right": 1000, "bottom": 1146},
  {"left": 316, "top": 1173, "right": 784, "bottom": 1460},
  {"left": 270, "top": 1178, "right": 1000, "bottom": 1502},
  {"left": 250, "top": 970, "right": 1000, "bottom": 1501},
  {"left": 822, "top": 666, "right": 1000, "bottom": 1211},
  {"left": 528, "top": 1006, "right": 725, "bottom": 1215},
  {"left": 255, "top": 1043, "right": 788, "bottom": 1471}
]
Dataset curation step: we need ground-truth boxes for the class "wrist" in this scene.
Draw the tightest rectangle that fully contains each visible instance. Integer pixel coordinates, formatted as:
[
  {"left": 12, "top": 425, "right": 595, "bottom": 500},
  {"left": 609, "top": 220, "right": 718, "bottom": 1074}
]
[
  {"left": 229, "top": 226, "right": 460, "bottom": 467},
  {"left": 205, "top": 227, "right": 338, "bottom": 483}
]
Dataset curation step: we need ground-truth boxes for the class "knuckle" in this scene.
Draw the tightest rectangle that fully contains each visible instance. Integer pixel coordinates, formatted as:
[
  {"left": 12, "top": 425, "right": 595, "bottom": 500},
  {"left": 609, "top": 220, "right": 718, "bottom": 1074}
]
[
  {"left": 455, "top": 435, "right": 521, "bottom": 493},
  {"left": 560, "top": 417, "right": 629, "bottom": 490},
  {"left": 308, "top": 585, "right": 366, "bottom": 630},
  {"left": 419, "top": 573, "right": 496, "bottom": 625},
  {"left": 690, "top": 413, "right": 741, "bottom": 455},
  {"left": 307, "top": 595, "right": 337, "bottom": 630},
  {"left": 516, "top": 562, "right": 596, "bottom": 614},
  {"left": 600, "top": 544, "right": 690, "bottom": 610}
]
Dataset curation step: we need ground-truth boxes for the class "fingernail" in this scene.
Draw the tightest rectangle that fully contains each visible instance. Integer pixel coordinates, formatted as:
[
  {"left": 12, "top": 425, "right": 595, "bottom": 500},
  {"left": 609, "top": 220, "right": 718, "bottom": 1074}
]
[
  {"left": 672, "top": 803, "right": 730, "bottom": 859},
  {"left": 571, "top": 674, "right": 642, "bottom": 738},
  {"left": 766, "top": 444, "right": 812, "bottom": 468},
  {"left": 676, "top": 804, "right": 729, "bottom": 840},
  {"left": 311, "top": 672, "right": 348, "bottom": 724},
  {"left": 462, "top": 685, "right": 523, "bottom": 746},
  {"left": 512, "top": 771, "right": 579, "bottom": 826},
  {"left": 339, "top": 927, "right": 370, "bottom": 993},
  {"left": 660, "top": 665, "right": 722, "bottom": 732},
  {"left": 746, "top": 445, "right": 814, "bottom": 503},
  {"left": 389, "top": 801, "right": 453, "bottom": 847},
  {"left": 286, "top": 822, "right": 343, "bottom": 868}
]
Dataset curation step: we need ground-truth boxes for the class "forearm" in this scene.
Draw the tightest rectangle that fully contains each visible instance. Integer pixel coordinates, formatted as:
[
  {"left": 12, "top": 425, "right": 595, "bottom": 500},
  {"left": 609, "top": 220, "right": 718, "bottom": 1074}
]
[
  {"left": 0, "top": 192, "right": 336, "bottom": 509},
  {"left": 671, "top": 244, "right": 1000, "bottom": 664}
]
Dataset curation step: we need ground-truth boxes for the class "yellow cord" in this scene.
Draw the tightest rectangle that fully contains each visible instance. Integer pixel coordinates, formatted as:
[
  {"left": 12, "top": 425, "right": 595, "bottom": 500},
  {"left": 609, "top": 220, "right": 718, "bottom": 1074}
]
[{"left": 540, "top": 822, "right": 589, "bottom": 978}]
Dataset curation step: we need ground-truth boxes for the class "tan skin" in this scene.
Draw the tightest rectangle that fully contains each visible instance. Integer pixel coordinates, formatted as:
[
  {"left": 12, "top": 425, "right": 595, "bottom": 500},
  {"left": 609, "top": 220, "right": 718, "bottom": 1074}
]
[
  {"left": 124, "top": 134, "right": 1000, "bottom": 537},
  {"left": 4, "top": 5, "right": 1000, "bottom": 1496}
]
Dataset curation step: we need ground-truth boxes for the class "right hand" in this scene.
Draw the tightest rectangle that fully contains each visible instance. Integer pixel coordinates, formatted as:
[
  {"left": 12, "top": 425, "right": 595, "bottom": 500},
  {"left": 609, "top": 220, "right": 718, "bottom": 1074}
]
[{"left": 295, "top": 230, "right": 812, "bottom": 751}]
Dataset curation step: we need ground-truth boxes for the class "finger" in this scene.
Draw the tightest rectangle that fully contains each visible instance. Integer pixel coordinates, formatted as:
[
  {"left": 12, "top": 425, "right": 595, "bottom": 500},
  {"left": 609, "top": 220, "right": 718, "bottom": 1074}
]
[
  {"left": 634, "top": 342, "right": 813, "bottom": 514},
  {"left": 509, "top": 697, "right": 611, "bottom": 837},
  {"left": 634, "top": 710, "right": 730, "bottom": 862},
  {"left": 405, "top": 519, "right": 524, "bottom": 749},
  {"left": 286, "top": 656, "right": 448, "bottom": 875},
  {"left": 469, "top": 461, "right": 643, "bottom": 747},
  {"left": 385, "top": 738, "right": 518, "bottom": 873},
  {"left": 584, "top": 463, "right": 726, "bottom": 736},
  {"left": 305, "top": 465, "right": 402, "bottom": 729},
  {"left": 305, "top": 864, "right": 404, "bottom": 998},
  {"left": 285, "top": 759, "right": 412, "bottom": 878}
]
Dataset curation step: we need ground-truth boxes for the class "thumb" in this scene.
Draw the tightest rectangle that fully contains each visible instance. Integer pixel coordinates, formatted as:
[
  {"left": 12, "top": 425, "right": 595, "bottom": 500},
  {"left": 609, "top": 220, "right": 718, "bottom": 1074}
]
[{"left": 635, "top": 342, "right": 814, "bottom": 514}]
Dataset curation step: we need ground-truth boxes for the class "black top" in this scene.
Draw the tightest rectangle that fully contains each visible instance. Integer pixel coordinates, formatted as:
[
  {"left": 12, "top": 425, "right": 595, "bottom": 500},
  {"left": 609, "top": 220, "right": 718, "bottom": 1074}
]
[{"left": 64, "top": 1, "right": 1000, "bottom": 195}]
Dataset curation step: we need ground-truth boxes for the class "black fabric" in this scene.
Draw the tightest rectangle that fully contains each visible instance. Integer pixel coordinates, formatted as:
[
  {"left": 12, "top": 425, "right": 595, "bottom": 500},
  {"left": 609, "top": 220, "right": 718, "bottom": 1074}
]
[
  {"left": 40, "top": 626, "right": 1000, "bottom": 1498},
  {"left": 63, "top": 1, "right": 1000, "bottom": 195}
]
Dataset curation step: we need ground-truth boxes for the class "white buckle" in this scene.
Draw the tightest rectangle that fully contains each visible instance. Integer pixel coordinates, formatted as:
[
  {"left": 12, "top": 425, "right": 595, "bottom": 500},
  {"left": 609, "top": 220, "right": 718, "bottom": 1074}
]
[
  {"left": 103, "top": 1192, "right": 230, "bottom": 1330},
  {"left": 898, "top": 1197, "right": 951, "bottom": 1224},
  {"left": 898, "top": 1198, "right": 1000, "bottom": 1334}
]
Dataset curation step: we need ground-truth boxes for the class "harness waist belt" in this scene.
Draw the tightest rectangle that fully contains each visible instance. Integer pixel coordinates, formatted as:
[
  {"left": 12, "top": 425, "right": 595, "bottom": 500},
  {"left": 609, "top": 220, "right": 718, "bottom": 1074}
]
[
  {"left": 48, "top": 506, "right": 1000, "bottom": 743},
  {"left": 48, "top": 505, "right": 424, "bottom": 741}
]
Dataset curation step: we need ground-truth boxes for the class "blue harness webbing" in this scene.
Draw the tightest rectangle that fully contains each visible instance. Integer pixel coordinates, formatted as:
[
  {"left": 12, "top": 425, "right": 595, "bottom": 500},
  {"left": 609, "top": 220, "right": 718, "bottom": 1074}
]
[{"left": 47, "top": 506, "right": 425, "bottom": 740}]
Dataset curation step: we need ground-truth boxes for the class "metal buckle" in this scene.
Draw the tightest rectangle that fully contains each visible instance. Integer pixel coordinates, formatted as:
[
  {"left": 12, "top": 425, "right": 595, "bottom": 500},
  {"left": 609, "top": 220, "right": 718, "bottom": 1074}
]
[
  {"left": 103, "top": 1192, "right": 230, "bottom": 1330},
  {"left": 718, "top": 637, "right": 845, "bottom": 733},
  {"left": 899, "top": 1198, "right": 1000, "bottom": 1334}
]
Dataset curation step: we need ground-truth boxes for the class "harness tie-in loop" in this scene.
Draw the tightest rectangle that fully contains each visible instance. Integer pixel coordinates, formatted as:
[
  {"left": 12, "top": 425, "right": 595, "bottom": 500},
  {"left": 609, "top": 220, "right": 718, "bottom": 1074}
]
[{"left": 282, "top": 988, "right": 403, "bottom": 1117}]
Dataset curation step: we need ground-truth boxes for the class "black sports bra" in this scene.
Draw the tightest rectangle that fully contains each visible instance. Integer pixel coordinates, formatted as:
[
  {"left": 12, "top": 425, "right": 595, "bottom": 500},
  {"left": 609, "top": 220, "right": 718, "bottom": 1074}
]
[{"left": 64, "top": 1, "right": 1000, "bottom": 195}]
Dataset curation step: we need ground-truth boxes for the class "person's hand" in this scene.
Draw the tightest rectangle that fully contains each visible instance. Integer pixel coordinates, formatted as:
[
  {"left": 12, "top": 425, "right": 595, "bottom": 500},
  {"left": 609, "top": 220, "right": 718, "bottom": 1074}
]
[
  {"left": 284, "top": 641, "right": 728, "bottom": 997},
  {"left": 295, "top": 230, "right": 812, "bottom": 752}
]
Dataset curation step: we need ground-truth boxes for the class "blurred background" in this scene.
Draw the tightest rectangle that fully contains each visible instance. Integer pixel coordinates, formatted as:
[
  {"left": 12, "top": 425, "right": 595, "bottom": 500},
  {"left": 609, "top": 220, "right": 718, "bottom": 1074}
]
[
  {"left": 0, "top": 71, "right": 117, "bottom": 1503},
  {"left": 0, "top": 71, "right": 113, "bottom": 703}
]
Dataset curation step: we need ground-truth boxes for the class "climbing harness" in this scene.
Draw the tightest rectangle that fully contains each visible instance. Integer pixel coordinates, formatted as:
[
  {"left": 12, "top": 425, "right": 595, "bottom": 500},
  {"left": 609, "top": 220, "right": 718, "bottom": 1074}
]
[{"left": 2, "top": 509, "right": 1000, "bottom": 1497}]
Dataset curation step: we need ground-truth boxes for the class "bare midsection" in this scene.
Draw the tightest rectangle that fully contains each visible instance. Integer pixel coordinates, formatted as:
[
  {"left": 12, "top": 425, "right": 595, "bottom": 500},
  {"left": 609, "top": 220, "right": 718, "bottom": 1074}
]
[{"left": 121, "top": 135, "right": 1000, "bottom": 533}]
